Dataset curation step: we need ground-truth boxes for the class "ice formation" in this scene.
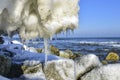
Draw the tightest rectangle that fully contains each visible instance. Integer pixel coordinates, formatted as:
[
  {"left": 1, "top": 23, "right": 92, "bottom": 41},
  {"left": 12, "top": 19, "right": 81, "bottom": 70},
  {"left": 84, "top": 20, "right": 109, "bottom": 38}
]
[
  {"left": 0, "top": 1, "right": 79, "bottom": 79},
  {"left": 81, "top": 64, "right": 120, "bottom": 80},
  {"left": 0, "top": 0, "right": 79, "bottom": 40}
]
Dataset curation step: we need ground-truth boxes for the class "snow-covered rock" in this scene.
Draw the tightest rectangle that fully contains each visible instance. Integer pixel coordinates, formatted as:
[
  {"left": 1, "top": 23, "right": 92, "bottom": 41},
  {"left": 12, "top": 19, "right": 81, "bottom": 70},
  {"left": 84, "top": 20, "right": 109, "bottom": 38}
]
[
  {"left": 81, "top": 64, "right": 120, "bottom": 80},
  {"left": 59, "top": 51, "right": 70, "bottom": 58},
  {"left": 44, "top": 59, "right": 75, "bottom": 80},
  {"left": 12, "top": 40, "right": 38, "bottom": 53},
  {"left": 0, "top": 43, "right": 61, "bottom": 64},
  {"left": 44, "top": 54, "right": 101, "bottom": 80},
  {"left": 20, "top": 60, "right": 46, "bottom": 80},
  {"left": 75, "top": 54, "right": 102, "bottom": 80},
  {"left": 0, "top": 43, "right": 105, "bottom": 80},
  {"left": 0, "top": 43, "right": 61, "bottom": 78}
]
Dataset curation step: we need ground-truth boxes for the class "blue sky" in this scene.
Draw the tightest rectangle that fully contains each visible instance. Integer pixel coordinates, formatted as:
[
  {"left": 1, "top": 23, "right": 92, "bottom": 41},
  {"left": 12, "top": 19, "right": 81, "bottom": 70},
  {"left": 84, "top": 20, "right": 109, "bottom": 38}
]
[{"left": 61, "top": 0, "right": 120, "bottom": 37}]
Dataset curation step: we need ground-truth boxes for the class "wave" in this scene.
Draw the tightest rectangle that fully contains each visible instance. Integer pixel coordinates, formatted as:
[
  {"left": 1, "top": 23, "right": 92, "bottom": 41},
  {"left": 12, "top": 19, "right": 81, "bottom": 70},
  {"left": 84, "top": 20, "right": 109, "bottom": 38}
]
[{"left": 68, "top": 41, "right": 120, "bottom": 47}]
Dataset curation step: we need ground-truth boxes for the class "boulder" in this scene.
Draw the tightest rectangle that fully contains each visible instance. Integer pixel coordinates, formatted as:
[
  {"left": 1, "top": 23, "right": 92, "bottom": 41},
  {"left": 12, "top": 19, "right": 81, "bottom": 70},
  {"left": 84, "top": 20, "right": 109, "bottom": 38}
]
[
  {"left": 50, "top": 45, "right": 59, "bottom": 56},
  {"left": 102, "top": 60, "right": 108, "bottom": 65},
  {"left": 0, "top": 55, "right": 11, "bottom": 76},
  {"left": 71, "top": 52, "right": 83, "bottom": 59},
  {"left": 64, "top": 49, "right": 74, "bottom": 58},
  {"left": 75, "top": 54, "right": 102, "bottom": 80},
  {"left": 7, "top": 63, "right": 23, "bottom": 78},
  {"left": 105, "top": 52, "right": 119, "bottom": 62},
  {"left": 20, "top": 60, "right": 46, "bottom": 80},
  {"left": 36, "top": 48, "right": 43, "bottom": 53},
  {"left": 44, "top": 54, "right": 102, "bottom": 80},
  {"left": 81, "top": 64, "right": 120, "bottom": 80},
  {"left": 44, "top": 59, "right": 75, "bottom": 80},
  {"left": 59, "top": 51, "right": 70, "bottom": 58}
]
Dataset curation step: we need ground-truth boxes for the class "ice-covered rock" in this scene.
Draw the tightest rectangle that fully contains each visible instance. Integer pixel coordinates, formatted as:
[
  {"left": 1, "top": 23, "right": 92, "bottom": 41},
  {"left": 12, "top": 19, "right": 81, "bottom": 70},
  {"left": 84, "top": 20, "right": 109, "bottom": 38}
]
[
  {"left": 64, "top": 49, "right": 74, "bottom": 58},
  {"left": 50, "top": 45, "right": 59, "bottom": 56},
  {"left": 81, "top": 64, "right": 120, "bottom": 80},
  {"left": 0, "top": 43, "right": 60, "bottom": 64},
  {"left": 44, "top": 54, "right": 102, "bottom": 80},
  {"left": 75, "top": 54, "right": 102, "bottom": 80},
  {"left": 0, "top": 43, "right": 105, "bottom": 80},
  {"left": 44, "top": 59, "right": 75, "bottom": 80},
  {"left": 20, "top": 60, "right": 46, "bottom": 80},
  {"left": 12, "top": 40, "right": 38, "bottom": 53},
  {"left": 59, "top": 51, "right": 70, "bottom": 58}
]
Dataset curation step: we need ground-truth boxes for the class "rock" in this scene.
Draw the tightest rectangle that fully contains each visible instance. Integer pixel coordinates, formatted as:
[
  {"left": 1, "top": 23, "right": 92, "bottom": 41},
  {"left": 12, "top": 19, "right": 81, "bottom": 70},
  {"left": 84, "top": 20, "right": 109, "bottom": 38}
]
[
  {"left": 59, "top": 51, "right": 70, "bottom": 58},
  {"left": 0, "top": 75, "right": 10, "bottom": 80},
  {"left": 20, "top": 60, "right": 46, "bottom": 80},
  {"left": 64, "top": 49, "right": 74, "bottom": 58},
  {"left": 0, "top": 36, "right": 4, "bottom": 44},
  {"left": 44, "top": 54, "right": 102, "bottom": 80},
  {"left": 71, "top": 52, "right": 83, "bottom": 59},
  {"left": 102, "top": 60, "right": 108, "bottom": 65},
  {"left": 81, "top": 64, "right": 120, "bottom": 80},
  {"left": 75, "top": 54, "right": 102, "bottom": 80},
  {"left": 7, "top": 64, "right": 23, "bottom": 78},
  {"left": 106, "top": 52, "right": 119, "bottom": 62},
  {"left": 44, "top": 59, "right": 75, "bottom": 80},
  {"left": 0, "top": 55, "right": 11, "bottom": 76},
  {"left": 36, "top": 48, "right": 43, "bottom": 53},
  {"left": 50, "top": 45, "right": 59, "bottom": 56}
]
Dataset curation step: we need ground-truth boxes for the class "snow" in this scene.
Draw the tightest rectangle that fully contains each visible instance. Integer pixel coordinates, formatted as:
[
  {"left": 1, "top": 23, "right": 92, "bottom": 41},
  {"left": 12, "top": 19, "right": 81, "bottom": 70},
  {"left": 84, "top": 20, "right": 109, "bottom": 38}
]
[
  {"left": 21, "top": 71, "right": 46, "bottom": 80},
  {"left": 81, "top": 64, "right": 120, "bottom": 80},
  {"left": 45, "top": 59, "right": 75, "bottom": 80},
  {"left": 75, "top": 54, "right": 102, "bottom": 79},
  {"left": 20, "top": 62, "right": 46, "bottom": 80},
  {"left": 0, "top": 40, "right": 61, "bottom": 65}
]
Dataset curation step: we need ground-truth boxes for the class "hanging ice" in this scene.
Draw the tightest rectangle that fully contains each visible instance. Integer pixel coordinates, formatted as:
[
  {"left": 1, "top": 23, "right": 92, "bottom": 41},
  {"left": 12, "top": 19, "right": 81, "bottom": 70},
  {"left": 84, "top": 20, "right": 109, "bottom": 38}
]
[
  {"left": 0, "top": 0, "right": 79, "bottom": 79},
  {"left": 0, "top": 0, "right": 79, "bottom": 40}
]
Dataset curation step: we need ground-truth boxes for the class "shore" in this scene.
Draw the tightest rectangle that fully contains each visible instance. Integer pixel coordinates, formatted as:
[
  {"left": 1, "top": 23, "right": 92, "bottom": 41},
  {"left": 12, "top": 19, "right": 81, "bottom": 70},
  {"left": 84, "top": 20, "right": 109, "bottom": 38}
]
[{"left": 0, "top": 38, "right": 120, "bottom": 80}]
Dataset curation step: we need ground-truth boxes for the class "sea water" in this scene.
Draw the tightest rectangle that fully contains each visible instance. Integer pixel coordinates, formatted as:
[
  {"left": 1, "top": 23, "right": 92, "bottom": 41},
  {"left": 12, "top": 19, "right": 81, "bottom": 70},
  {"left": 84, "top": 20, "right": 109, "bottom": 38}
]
[{"left": 24, "top": 37, "right": 120, "bottom": 60}]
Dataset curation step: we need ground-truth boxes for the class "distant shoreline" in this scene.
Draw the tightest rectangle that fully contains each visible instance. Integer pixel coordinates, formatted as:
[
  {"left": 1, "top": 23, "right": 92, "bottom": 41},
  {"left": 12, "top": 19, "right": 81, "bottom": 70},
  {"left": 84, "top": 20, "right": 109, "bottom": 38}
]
[{"left": 51, "top": 37, "right": 120, "bottom": 40}]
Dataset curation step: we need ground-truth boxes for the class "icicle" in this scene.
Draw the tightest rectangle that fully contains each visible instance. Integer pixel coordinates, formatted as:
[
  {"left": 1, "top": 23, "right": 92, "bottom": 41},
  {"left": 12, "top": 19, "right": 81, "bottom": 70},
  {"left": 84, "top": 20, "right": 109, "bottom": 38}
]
[
  {"left": 74, "top": 62, "right": 76, "bottom": 80},
  {"left": 66, "top": 30, "right": 68, "bottom": 38},
  {"left": 72, "top": 29, "right": 75, "bottom": 35},
  {"left": 50, "top": 35, "right": 53, "bottom": 41},
  {"left": 68, "top": 29, "right": 70, "bottom": 36},
  {"left": 62, "top": 31, "right": 65, "bottom": 35},
  {"left": 44, "top": 38, "right": 49, "bottom": 67}
]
